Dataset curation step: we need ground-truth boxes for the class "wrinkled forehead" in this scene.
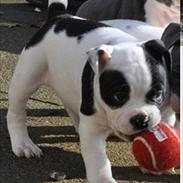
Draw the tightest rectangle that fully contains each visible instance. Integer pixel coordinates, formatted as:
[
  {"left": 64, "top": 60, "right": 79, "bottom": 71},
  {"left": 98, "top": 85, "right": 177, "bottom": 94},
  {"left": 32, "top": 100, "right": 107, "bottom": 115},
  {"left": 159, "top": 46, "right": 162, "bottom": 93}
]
[
  {"left": 106, "top": 44, "right": 151, "bottom": 86},
  {"left": 107, "top": 43, "right": 147, "bottom": 69},
  {"left": 98, "top": 44, "right": 151, "bottom": 97}
]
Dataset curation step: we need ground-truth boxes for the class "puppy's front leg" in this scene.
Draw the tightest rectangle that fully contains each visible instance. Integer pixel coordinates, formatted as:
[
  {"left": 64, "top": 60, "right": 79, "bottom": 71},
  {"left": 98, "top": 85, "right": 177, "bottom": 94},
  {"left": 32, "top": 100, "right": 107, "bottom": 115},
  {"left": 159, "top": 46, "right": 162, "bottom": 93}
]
[{"left": 79, "top": 116, "right": 116, "bottom": 183}]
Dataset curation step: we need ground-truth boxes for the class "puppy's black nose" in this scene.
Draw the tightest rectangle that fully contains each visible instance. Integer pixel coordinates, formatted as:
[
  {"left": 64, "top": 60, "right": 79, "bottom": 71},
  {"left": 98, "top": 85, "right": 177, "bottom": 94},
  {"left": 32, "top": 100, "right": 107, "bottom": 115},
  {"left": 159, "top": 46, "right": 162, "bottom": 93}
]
[{"left": 130, "top": 114, "right": 149, "bottom": 130}]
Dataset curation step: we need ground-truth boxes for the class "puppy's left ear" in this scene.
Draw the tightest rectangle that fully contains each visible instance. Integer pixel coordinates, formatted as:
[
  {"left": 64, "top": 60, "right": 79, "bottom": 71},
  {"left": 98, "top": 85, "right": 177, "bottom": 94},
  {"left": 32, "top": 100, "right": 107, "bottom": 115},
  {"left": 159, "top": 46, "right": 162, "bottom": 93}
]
[
  {"left": 87, "top": 44, "right": 113, "bottom": 73},
  {"left": 144, "top": 39, "right": 171, "bottom": 74}
]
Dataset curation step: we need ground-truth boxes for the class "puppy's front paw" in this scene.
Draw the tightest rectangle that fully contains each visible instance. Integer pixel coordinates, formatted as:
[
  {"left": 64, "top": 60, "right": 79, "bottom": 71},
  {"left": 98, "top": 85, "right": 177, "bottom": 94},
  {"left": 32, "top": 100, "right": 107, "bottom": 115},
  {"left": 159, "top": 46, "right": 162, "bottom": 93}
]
[{"left": 11, "top": 137, "right": 43, "bottom": 158}]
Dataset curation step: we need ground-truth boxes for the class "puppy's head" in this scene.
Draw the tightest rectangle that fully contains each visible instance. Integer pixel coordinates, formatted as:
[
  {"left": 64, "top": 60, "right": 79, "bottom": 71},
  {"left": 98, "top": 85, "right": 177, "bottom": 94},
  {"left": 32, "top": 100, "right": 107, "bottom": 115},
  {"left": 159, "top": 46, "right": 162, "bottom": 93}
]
[{"left": 88, "top": 40, "right": 170, "bottom": 139}]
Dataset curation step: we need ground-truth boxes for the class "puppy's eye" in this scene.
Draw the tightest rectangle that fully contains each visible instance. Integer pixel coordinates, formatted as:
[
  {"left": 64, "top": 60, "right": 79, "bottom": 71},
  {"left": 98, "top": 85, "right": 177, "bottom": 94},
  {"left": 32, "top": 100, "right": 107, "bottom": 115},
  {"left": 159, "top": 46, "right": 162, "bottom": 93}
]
[
  {"left": 113, "top": 92, "right": 125, "bottom": 102},
  {"left": 153, "top": 91, "right": 163, "bottom": 103},
  {"left": 147, "top": 89, "right": 164, "bottom": 105},
  {"left": 112, "top": 86, "right": 129, "bottom": 106}
]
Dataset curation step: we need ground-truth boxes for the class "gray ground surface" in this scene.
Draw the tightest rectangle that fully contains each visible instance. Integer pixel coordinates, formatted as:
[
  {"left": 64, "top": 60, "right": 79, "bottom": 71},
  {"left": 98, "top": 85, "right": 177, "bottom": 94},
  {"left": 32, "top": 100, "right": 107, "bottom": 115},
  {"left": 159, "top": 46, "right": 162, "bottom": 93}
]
[{"left": 0, "top": 0, "right": 180, "bottom": 182}]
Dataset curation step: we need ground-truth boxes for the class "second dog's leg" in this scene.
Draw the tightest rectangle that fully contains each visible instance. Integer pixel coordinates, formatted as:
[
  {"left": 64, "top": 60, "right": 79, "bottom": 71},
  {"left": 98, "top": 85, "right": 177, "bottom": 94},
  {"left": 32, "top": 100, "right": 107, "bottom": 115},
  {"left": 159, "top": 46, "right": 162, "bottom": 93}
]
[{"left": 7, "top": 48, "right": 47, "bottom": 158}]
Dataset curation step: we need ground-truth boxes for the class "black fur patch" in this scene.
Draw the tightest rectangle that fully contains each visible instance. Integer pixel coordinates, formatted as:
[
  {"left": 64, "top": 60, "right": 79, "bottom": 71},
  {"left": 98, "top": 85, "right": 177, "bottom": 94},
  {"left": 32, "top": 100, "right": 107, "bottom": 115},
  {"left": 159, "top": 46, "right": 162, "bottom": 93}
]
[
  {"left": 99, "top": 70, "right": 130, "bottom": 109},
  {"left": 161, "top": 23, "right": 180, "bottom": 49},
  {"left": 145, "top": 52, "right": 167, "bottom": 106},
  {"left": 161, "top": 23, "right": 180, "bottom": 98},
  {"left": 170, "top": 44, "right": 180, "bottom": 97},
  {"left": 54, "top": 16, "right": 109, "bottom": 41},
  {"left": 25, "top": 16, "right": 108, "bottom": 49},
  {"left": 25, "top": 18, "right": 57, "bottom": 49},
  {"left": 48, "top": 2, "right": 66, "bottom": 20},
  {"left": 80, "top": 61, "right": 95, "bottom": 116}
]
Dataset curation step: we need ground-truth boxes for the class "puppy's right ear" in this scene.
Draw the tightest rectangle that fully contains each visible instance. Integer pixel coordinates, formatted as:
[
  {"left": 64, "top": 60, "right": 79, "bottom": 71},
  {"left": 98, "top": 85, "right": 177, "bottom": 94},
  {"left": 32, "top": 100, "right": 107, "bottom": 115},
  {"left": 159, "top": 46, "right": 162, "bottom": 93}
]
[{"left": 87, "top": 44, "right": 113, "bottom": 73}]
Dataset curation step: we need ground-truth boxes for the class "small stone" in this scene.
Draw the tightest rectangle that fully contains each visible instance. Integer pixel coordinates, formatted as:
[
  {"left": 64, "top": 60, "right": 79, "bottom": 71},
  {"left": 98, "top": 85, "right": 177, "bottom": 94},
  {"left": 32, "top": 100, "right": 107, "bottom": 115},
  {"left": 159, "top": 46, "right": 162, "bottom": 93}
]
[
  {"left": 34, "top": 7, "right": 42, "bottom": 12},
  {"left": 49, "top": 171, "right": 66, "bottom": 181}
]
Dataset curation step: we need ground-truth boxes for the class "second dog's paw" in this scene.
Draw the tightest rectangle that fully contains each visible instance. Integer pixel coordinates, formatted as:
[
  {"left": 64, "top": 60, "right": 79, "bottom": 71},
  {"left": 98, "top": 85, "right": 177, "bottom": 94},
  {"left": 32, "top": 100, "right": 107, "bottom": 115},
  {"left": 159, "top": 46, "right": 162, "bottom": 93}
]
[{"left": 12, "top": 138, "right": 43, "bottom": 158}]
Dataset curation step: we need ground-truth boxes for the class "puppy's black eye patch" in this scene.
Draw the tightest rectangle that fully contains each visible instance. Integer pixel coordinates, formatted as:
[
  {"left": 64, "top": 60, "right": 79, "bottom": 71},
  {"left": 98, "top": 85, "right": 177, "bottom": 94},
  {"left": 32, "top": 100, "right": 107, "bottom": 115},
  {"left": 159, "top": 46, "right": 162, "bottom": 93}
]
[
  {"left": 99, "top": 70, "right": 130, "bottom": 109},
  {"left": 144, "top": 47, "right": 168, "bottom": 107}
]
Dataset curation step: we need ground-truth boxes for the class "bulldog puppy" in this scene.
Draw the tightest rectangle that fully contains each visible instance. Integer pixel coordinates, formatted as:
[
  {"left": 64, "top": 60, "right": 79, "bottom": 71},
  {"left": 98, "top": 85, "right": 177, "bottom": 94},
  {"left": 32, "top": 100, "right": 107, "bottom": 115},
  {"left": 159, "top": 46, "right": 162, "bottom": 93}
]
[{"left": 7, "top": 0, "right": 173, "bottom": 182}]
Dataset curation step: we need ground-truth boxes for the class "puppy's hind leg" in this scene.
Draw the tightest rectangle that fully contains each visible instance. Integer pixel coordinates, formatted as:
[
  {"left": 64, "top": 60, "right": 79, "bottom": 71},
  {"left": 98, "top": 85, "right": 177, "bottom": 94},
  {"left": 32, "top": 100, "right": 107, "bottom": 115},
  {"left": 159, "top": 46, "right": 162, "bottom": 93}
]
[{"left": 7, "top": 48, "right": 47, "bottom": 158}]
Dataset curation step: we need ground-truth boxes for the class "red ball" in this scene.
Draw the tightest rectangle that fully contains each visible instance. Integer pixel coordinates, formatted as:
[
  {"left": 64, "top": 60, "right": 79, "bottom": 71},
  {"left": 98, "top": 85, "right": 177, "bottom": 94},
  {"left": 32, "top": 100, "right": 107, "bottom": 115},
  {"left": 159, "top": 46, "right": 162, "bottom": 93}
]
[{"left": 132, "top": 122, "right": 180, "bottom": 174}]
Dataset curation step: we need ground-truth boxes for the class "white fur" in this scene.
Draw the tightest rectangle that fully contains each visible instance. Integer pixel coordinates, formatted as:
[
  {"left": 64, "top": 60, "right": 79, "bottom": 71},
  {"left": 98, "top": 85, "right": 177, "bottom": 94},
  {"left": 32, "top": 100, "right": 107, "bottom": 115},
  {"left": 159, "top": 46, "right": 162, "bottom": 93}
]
[{"left": 48, "top": 0, "right": 68, "bottom": 8}]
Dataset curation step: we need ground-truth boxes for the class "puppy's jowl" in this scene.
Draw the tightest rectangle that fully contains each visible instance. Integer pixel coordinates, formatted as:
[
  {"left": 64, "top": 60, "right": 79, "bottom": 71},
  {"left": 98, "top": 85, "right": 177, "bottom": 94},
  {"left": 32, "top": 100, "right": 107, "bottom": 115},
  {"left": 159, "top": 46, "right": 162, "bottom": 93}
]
[{"left": 7, "top": 0, "right": 174, "bottom": 182}]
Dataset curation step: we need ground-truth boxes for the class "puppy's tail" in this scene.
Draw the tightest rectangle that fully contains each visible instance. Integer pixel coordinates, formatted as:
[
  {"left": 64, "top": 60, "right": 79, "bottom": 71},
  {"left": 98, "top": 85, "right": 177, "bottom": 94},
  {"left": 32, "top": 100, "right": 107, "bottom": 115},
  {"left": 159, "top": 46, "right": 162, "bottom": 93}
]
[{"left": 48, "top": 0, "right": 68, "bottom": 20}]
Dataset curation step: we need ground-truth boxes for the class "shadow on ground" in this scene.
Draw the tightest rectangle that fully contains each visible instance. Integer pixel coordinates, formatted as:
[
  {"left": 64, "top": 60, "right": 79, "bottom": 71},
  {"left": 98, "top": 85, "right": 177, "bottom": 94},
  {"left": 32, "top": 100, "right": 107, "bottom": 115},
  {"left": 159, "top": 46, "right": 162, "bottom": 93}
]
[{"left": 0, "top": 108, "right": 180, "bottom": 183}]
